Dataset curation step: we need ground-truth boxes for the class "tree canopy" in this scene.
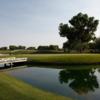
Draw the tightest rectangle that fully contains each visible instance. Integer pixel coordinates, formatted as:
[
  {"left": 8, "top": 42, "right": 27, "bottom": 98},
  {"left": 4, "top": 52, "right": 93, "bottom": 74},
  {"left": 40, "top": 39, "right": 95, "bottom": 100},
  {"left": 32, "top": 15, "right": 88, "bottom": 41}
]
[
  {"left": 59, "top": 12, "right": 99, "bottom": 52},
  {"left": 9, "top": 45, "right": 26, "bottom": 50}
]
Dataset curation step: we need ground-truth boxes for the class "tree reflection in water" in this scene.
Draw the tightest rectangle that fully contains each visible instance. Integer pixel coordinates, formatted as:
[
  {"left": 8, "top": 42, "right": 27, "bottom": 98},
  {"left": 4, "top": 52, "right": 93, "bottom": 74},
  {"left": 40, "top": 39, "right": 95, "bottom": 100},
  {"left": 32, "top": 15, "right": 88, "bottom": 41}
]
[{"left": 59, "top": 68, "right": 99, "bottom": 95}]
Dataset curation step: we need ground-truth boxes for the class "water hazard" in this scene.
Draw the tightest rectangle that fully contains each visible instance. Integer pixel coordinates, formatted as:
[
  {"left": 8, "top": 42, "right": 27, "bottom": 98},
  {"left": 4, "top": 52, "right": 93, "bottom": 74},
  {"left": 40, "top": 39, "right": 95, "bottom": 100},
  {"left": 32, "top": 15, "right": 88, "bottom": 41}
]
[{"left": 7, "top": 66, "right": 100, "bottom": 100}]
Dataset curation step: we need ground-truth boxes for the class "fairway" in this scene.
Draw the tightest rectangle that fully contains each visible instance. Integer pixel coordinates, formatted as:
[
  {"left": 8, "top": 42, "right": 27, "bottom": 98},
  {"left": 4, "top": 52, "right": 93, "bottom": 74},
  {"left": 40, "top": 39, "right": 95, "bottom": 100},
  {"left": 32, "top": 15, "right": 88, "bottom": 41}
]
[{"left": 12, "top": 54, "right": 100, "bottom": 65}]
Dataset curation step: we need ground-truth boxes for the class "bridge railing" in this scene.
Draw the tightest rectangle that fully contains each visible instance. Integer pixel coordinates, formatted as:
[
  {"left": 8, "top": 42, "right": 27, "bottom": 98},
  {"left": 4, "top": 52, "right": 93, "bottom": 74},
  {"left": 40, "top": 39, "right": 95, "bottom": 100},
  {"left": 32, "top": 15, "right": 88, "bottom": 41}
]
[{"left": 0, "top": 57, "right": 27, "bottom": 64}]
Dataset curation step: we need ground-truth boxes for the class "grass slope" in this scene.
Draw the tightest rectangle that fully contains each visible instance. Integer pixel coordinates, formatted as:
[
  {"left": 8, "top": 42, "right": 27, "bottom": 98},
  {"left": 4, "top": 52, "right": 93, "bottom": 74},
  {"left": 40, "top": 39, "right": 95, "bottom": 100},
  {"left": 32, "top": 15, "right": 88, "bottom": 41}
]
[{"left": 0, "top": 73, "right": 72, "bottom": 100}]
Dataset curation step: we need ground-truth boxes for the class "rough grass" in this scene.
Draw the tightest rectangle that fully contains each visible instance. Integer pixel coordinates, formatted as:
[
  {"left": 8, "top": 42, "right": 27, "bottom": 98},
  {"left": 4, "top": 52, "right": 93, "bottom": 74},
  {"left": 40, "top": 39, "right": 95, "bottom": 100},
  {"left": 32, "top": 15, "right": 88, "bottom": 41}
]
[{"left": 0, "top": 72, "right": 72, "bottom": 100}]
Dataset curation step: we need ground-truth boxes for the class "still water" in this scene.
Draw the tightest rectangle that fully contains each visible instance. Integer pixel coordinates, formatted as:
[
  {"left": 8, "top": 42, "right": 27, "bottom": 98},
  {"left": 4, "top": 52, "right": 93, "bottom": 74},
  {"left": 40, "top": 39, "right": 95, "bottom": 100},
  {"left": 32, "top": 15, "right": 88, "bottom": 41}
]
[{"left": 7, "top": 66, "right": 100, "bottom": 100}]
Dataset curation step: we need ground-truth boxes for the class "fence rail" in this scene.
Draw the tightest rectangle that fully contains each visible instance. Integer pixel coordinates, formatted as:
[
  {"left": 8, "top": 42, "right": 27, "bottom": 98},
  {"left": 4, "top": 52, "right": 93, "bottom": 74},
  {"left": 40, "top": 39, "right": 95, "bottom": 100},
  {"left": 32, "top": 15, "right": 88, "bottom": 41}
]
[{"left": 0, "top": 57, "right": 27, "bottom": 64}]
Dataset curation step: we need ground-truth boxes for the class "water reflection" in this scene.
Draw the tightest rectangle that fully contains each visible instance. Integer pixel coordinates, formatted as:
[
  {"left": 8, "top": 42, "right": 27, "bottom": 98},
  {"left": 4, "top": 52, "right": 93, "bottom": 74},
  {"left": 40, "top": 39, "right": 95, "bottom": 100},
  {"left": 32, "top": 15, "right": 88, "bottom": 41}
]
[{"left": 59, "top": 68, "right": 99, "bottom": 95}]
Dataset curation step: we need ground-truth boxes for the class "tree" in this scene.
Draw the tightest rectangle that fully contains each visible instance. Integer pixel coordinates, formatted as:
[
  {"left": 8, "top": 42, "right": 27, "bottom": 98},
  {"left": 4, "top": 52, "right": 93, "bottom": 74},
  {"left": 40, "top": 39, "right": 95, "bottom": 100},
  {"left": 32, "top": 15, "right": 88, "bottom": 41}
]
[
  {"left": 94, "top": 38, "right": 100, "bottom": 52},
  {"left": 17, "top": 45, "right": 26, "bottom": 50},
  {"left": 88, "top": 42, "right": 95, "bottom": 53},
  {"left": 38, "top": 45, "right": 59, "bottom": 51},
  {"left": 37, "top": 46, "right": 49, "bottom": 51},
  {"left": 27, "top": 47, "right": 36, "bottom": 50},
  {"left": 9, "top": 45, "right": 17, "bottom": 50},
  {"left": 0, "top": 47, "right": 8, "bottom": 50},
  {"left": 9, "top": 45, "right": 26, "bottom": 50},
  {"left": 59, "top": 12, "right": 99, "bottom": 52},
  {"left": 49, "top": 45, "right": 59, "bottom": 50}
]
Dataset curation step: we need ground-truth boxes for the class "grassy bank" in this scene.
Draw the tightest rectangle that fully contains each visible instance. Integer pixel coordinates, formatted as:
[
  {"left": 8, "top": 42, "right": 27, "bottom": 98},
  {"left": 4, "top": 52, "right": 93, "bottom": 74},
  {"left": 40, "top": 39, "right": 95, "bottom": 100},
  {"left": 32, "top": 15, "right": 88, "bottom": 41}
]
[
  {"left": 0, "top": 72, "right": 72, "bottom": 100},
  {"left": 13, "top": 54, "right": 100, "bottom": 65}
]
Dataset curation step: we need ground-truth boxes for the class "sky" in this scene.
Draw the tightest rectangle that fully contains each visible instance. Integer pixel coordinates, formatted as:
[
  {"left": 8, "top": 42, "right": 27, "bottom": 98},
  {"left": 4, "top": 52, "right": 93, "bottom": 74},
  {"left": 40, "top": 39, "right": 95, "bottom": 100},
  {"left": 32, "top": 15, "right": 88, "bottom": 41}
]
[{"left": 0, "top": 0, "right": 100, "bottom": 48}]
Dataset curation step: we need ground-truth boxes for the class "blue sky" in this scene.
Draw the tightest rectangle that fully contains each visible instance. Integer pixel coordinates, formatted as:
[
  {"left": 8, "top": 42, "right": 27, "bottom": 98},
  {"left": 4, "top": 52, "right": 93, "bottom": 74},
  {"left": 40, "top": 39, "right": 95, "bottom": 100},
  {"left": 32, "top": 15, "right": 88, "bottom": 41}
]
[{"left": 0, "top": 0, "right": 100, "bottom": 48}]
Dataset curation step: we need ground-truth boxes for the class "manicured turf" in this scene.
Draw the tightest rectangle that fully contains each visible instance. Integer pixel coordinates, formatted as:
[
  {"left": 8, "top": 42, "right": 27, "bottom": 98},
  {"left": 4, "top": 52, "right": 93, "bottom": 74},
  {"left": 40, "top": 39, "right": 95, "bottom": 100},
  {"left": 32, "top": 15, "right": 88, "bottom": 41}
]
[
  {"left": 1, "top": 54, "right": 100, "bottom": 65},
  {"left": 14, "top": 54, "right": 100, "bottom": 65},
  {"left": 0, "top": 72, "right": 72, "bottom": 100},
  {"left": 0, "top": 54, "right": 100, "bottom": 100}
]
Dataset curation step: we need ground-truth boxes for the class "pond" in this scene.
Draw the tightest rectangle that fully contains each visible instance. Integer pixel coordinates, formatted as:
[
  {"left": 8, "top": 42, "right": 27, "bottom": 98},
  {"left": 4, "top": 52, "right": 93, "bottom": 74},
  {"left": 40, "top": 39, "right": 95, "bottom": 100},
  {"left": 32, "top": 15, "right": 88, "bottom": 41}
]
[{"left": 7, "top": 65, "right": 100, "bottom": 100}]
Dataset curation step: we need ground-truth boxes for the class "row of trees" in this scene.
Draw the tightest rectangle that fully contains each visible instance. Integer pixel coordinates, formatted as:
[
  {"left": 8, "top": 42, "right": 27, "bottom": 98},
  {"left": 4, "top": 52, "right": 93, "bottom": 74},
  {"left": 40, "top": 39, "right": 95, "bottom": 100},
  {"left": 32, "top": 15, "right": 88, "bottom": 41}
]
[
  {"left": 38, "top": 45, "right": 59, "bottom": 51},
  {"left": 59, "top": 12, "right": 100, "bottom": 53},
  {"left": 1, "top": 42, "right": 100, "bottom": 53},
  {"left": 0, "top": 45, "right": 59, "bottom": 51},
  {"left": 0, "top": 45, "right": 36, "bottom": 50}
]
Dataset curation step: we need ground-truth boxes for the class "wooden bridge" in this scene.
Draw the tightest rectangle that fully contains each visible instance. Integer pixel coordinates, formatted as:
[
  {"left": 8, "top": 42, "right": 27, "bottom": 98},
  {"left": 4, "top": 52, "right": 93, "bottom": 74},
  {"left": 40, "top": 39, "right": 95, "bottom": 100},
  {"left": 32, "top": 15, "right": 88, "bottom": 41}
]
[{"left": 0, "top": 57, "right": 27, "bottom": 67}]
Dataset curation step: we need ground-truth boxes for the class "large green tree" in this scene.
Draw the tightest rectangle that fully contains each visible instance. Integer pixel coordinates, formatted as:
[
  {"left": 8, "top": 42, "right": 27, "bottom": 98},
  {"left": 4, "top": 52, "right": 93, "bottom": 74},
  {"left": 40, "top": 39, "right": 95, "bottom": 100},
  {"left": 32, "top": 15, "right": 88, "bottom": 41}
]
[{"left": 59, "top": 13, "right": 99, "bottom": 52}]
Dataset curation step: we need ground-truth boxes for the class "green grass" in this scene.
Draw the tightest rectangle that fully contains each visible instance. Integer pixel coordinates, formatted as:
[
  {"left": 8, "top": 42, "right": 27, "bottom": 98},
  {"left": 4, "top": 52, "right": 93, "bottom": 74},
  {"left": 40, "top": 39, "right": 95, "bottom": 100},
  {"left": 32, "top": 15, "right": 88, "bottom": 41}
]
[
  {"left": 1, "top": 53, "right": 100, "bottom": 64},
  {"left": 13, "top": 54, "right": 100, "bottom": 65},
  {"left": 0, "top": 50, "right": 11, "bottom": 54},
  {"left": 0, "top": 54, "right": 99, "bottom": 100},
  {"left": 0, "top": 72, "right": 72, "bottom": 100},
  {"left": 0, "top": 50, "right": 36, "bottom": 54}
]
